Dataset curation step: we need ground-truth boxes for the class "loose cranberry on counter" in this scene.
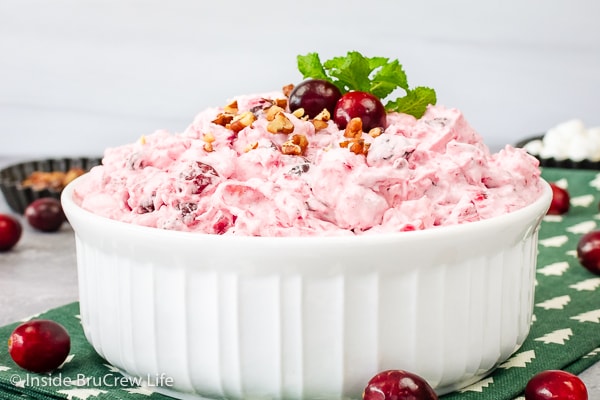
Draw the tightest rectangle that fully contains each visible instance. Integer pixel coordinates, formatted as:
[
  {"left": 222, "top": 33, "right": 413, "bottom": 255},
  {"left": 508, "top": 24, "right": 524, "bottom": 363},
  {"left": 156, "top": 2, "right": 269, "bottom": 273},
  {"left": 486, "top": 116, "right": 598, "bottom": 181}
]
[
  {"left": 8, "top": 319, "right": 71, "bottom": 373},
  {"left": 24, "top": 197, "right": 66, "bottom": 232},
  {"left": 577, "top": 230, "right": 600, "bottom": 275},
  {"left": 547, "top": 183, "right": 570, "bottom": 215},
  {"left": 363, "top": 369, "right": 438, "bottom": 400},
  {"left": 0, "top": 213, "right": 22, "bottom": 251},
  {"left": 334, "top": 91, "right": 387, "bottom": 132},
  {"left": 525, "top": 370, "right": 588, "bottom": 400}
]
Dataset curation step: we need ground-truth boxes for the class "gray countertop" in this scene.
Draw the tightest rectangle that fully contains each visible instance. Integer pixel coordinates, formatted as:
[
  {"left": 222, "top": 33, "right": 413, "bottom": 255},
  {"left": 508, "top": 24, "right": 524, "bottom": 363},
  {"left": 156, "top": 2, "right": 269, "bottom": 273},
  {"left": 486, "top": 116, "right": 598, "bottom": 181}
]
[{"left": 0, "top": 156, "right": 598, "bottom": 398}]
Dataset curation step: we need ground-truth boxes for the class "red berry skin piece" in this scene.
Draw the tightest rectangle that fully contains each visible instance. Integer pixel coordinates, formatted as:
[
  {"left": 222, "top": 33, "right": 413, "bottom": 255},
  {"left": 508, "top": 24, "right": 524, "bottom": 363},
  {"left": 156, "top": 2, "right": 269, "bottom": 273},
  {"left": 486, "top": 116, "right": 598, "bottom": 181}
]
[
  {"left": 0, "top": 213, "right": 22, "bottom": 251},
  {"left": 334, "top": 91, "right": 387, "bottom": 132},
  {"left": 547, "top": 183, "right": 570, "bottom": 215},
  {"left": 577, "top": 230, "right": 600, "bottom": 275},
  {"left": 8, "top": 319, "right": 71, "bottom": 373},
  {"left": 525, "top": 370, "right": 588, "bottom": 400},
  {"left": 363, "top": 369, "right": 438, "bottom": 400},
  {"left": 24, "top": 197, "right": 66, "bottom": 232}
]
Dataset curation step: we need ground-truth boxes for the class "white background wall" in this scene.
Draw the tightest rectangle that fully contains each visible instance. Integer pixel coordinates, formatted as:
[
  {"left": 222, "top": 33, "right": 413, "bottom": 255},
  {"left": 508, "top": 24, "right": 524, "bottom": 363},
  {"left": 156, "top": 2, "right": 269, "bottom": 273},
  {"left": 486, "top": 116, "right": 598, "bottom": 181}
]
[{"left": 1, "top": 0, "right": 599, "bottom": 157}]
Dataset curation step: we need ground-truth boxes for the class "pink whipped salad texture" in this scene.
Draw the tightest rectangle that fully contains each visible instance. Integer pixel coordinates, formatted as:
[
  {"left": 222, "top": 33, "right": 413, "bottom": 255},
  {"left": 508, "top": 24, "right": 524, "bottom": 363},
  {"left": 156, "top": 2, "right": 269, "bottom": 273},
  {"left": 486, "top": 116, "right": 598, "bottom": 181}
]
[{"left": 73, "top": 91, "right": 544, "bottom": 236}]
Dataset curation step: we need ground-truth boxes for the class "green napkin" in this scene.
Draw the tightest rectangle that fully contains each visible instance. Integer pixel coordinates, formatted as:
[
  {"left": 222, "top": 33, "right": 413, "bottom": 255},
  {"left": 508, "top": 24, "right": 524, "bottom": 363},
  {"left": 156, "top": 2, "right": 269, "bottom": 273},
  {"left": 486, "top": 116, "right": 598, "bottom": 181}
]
[
  {"left": 0, "top": 167, "right": 598, "bottom": 400},
  {"left": 442, "top": 167, "right": 600, "bottom": 400},
  {"left": 0, "top": 302, "right": 172, "bottom": 400}
]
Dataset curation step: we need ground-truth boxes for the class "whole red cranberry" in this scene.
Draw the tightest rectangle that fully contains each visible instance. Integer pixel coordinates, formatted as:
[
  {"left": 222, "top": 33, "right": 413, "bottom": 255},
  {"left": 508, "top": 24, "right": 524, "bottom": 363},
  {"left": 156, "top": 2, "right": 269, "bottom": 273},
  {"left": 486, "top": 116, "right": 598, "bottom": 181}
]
[
  {"left": 24, "top": 197, "right": 66, "bottom": 232},
  {"left": 0, "top": 213, "right": 22, "bottom": 251},
  {"left": 8, "top": 319, "right": 71, "bottom": 373},
  {"left": 576, "top": 230, "right": 600, "bottom": 275},
  {"left": 525, "top": 370, "right": 588, "bottom": 400},
  {"left": 363, "top": 369, "right": 438, "bottom": 400},
  {"left": 547, "top": 183, "right": 570, "bottom": 215},
  {"left": 288, "top": 79, "right": 342, "bottom": 118},
  {"left": 334, "top": 91, "right": 387, "bottom": 132}
]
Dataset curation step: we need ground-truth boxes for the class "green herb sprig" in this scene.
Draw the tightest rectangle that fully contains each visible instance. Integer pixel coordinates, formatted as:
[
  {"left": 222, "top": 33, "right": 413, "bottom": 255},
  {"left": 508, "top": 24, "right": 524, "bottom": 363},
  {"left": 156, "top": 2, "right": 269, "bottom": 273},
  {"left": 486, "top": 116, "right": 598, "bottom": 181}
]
[{"left": 297, "top": 51, "right": 436, "bottom": 119}]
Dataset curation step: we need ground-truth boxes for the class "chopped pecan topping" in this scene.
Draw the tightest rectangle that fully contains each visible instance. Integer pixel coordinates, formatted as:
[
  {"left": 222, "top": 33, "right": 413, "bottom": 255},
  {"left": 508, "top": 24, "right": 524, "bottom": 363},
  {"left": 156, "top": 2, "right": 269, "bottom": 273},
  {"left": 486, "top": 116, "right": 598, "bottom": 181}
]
[
  {"left": 244, "top": 142, "right": 259, "bottom": 152},
  {"left": 282, "top": 134, "right": 308, "bottom": 156},
  {"left": 292, "top": 108, "right": 305, "bottom": 119},
  {"left": 282, "top": 83, "right": 294, "bottom": 97},
  {"left": 265, "top": 105, "right": 286, "bottom": 121},
  {"left": 203, "top": 142, "right": 214, "bottom": 152},
  {"left": 267, "top": 111, "right": 294, "bottom": 134},
  {"left": 224, "top": 100, "right": 238, "bottom": 114},
  {"left": 311, "top": 109, "right": 331, "bottom": 131},
  {"left": 229, "top": 111, "right": 256, "bottom": 133},
  {"left": 344, "top": 117, "right": 363, "bottom": 139},
  {"left": 311, "top": 120, "right": 329, "bottom": 131},
  {"left": 340, "top": 139, "right": 369, "bottom": 155},
  {"left": 212, "top": 100, "right": 240, "bottom": 127},
  {"left": 202, "top": 132, "right": 215, "bottom": 143},
  {"left": 274, "top": 98, "right": 288, "bottom": 108},
  {"left": 368, "top": 127, "right": 383, "bottom": 138},
  {"left": 314, "top": 109, "right": 331, "bottom": 122},
  {"left": 212, "top": 112, "right": 234, "bottom": 127}
]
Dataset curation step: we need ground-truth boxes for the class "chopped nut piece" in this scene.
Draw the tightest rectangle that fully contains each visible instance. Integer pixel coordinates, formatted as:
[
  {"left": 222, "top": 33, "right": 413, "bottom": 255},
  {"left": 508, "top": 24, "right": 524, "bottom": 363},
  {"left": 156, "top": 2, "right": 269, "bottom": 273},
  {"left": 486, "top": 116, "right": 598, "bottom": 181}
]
[
  {"left": 340, "top": 138, "right": 369, "bottom": 156},
  {"left": 229, "top": 111, "right": 256, "bottom": 133},
  {"left": 224, "top": 100, "right": 238, "bottom": 114},
  {"left": 139, "top": 135, "right": 147, "bottom": 145},
  {"left": 267, "top": 112, "right": 294, "bottom": 134},
  {"left": 22, "top": 168, "right": 86, "bottom": 191},
  {"left": 203, "top": 142, "right": 214, "bottom": 152},
  {"left": 244, "top": 142, "right": 259, "bottom": 152},
  {"left": 282, "top": 83, "right": 294, "bottom": 97},
  {"left": 313, "top": 109, "right": 331, "bottom": 121},
  {"left": 274, "top": 98, "right": 288, "bottom": 108},
  {"left": 291, "top": 134, "right": 308, "bottom": 152},
  {"left": 212, "top": 113, "right": 234, "bottom": 127},
  {"left": 347, "top": 139, "right": 371, "bottom": 155},
  {"left": 311, "top": 119, "right": 329, "bottom": 131},
  {"left": 368, "top": 127, "right": 383, "bottom": 138},
  {"left": 292, "top": 108, "right": 305, "bottom": 118},
  {"left": 202, "top": 132, "right": 215, "bottom": 143},
  {"left": 281, "top": 134, "right": 309, "bottom": 156},
  {"left": 63, "top": 168, "right": 85, "bottom": 185},
  {"left": 265, "top": 105, "right": 286, "bottom": 121},
  {"left": 344, "top": 117, "right": 363, "bottom": 139},
  {"left": 282, "top": 141, "right": 302, "bottom": 156}
]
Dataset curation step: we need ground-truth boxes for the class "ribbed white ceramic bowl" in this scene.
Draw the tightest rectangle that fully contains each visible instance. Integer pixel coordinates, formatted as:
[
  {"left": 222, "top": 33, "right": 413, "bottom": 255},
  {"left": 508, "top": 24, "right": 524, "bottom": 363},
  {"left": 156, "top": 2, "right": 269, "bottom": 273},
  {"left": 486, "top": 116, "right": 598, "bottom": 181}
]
[{"left": 61, "top": 176, "right": 552, "bottom": 400}]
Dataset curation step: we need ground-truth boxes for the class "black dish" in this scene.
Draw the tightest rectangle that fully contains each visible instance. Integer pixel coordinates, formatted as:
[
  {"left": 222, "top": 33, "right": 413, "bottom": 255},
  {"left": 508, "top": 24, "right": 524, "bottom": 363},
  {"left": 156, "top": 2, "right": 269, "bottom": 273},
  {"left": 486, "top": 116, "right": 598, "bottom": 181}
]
[
  {"left": 0, "top": 157, "right": 102, "bottom": 214},
  {"left": 515, "top": 135, "right": 600, "bottom": 170}
]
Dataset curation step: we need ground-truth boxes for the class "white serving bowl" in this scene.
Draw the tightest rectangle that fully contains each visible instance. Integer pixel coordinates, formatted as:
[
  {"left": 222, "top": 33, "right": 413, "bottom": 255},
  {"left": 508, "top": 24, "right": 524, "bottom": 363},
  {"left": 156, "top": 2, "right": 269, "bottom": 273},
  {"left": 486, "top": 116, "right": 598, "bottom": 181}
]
[{"left": 62, "top": 176, "right": 552, "bottom": 400}]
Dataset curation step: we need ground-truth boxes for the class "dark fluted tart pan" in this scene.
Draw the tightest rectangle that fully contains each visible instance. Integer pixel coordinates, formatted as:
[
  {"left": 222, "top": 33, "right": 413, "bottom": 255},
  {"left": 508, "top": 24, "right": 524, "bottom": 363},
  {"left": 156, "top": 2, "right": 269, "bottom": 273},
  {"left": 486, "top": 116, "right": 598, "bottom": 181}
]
[
  {"left": 515, "top": 135, "right": 600, "bottom": 170},
  {"left": 0, "top": 157, "right": 101, "bottom": 214}
]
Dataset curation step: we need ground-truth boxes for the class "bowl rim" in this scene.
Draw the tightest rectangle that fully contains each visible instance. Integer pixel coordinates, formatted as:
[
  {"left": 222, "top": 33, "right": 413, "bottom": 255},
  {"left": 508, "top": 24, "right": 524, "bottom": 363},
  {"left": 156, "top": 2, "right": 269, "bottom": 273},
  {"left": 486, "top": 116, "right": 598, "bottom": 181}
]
[{"left": 61, "top": 174, "right": 552, "bottom": 245}]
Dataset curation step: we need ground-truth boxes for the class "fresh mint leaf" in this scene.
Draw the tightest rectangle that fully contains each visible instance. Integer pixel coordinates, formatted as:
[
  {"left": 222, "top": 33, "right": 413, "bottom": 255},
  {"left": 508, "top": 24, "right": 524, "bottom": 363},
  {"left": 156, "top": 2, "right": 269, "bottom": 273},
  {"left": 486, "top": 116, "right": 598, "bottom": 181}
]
[
  {"left": 386, "top": 86, "right": 437, "bottom": 118},
  {"left": 367, "top": 57, "right": 389, "bottom": 71},
  {"left": 297, "top": 53, "right": 328, "bottom": 80},
  {"left": 323, "top": 51, "right": 371, "bottom": 92},
  {"left": 369, "top": 60, "right": 408, "bottom": 99},
  {"left": 296, "top": 51, "right": 437, "bottom": 118}
]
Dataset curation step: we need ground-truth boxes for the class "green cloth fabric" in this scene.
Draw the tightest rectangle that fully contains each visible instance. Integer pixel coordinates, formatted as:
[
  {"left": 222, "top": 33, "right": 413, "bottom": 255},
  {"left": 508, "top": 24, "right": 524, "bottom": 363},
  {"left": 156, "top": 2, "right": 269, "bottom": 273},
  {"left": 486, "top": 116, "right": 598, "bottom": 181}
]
[
  {"left": 0, "top": 167, "right": 599, "bottom": 400},
  {"left": 442, "top": 167, "right": 600, "bottom": 399}
]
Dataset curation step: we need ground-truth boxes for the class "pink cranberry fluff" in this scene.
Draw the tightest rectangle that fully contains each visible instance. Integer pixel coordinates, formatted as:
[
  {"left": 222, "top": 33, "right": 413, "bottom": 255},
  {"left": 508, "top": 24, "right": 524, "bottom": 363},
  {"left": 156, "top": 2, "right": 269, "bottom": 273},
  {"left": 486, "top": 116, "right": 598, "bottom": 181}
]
[{"left": 73, "top": 91, "right": 544, "bottom": 237}]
